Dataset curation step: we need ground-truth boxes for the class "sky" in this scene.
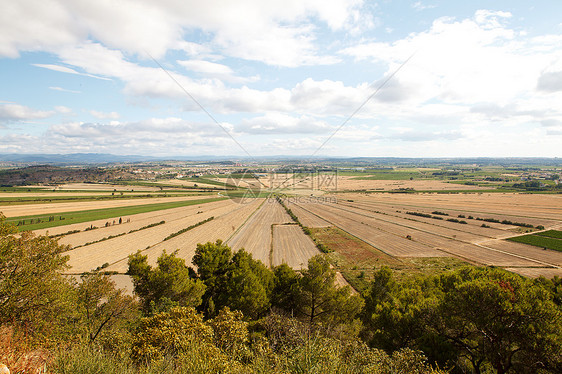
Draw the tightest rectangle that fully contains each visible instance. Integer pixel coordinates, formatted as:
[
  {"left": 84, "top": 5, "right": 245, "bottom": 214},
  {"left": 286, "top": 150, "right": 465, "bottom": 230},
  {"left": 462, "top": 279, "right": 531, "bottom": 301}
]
[{"left": 1, "top": 0, "right": 561, "bottom": 159}]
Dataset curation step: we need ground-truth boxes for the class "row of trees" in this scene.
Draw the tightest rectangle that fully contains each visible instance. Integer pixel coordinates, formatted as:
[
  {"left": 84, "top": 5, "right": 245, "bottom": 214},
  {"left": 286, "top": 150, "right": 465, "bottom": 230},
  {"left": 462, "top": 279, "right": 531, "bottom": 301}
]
[{"left": 127, "top": 240, "right": 363, "bottom": 323}]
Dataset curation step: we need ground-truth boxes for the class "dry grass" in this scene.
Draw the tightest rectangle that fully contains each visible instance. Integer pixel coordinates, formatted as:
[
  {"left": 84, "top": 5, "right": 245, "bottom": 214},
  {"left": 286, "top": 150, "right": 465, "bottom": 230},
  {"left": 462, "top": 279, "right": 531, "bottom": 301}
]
[
  {"left": 0, "top": 326, "right": 50, "bottom": 374},
  {"left": 310, "top": 226, "right": 401, "bottom": 269}
]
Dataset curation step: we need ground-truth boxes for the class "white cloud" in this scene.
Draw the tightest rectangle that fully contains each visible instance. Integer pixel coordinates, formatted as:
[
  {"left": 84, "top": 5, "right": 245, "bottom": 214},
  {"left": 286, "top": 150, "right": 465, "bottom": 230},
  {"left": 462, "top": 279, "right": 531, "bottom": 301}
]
[
  {"left": 340, "top": 9, "right": 562, "bottom": 114},
  {"left": 33, "top": 63, "right": 111, "bottom": 80},
  {"left": 537, "top": 71, "right": 562, "bottom": 92},
  {"left": 0, "top": 104, "right": 54, "bottom": 121},
  {"left": 90, "top": 110, "right": 120, "bottom": 120},
  {"left": 1, "top": 0, "right": 365, "bottom": 66},
  {"left": 237, "top": 113, "right": 331, "bottom": 134},
  {"left": 178, "top": 60, "right": 233, "bottom": 76},
  {"left": 412, "top": 2, "right": 436, "bottom": 11},
  {"left": 50, "top": 86, "right": 81, "bottom": 93},
  {"left": 55, "top": 106, "right": 73, "bottom": 114}
]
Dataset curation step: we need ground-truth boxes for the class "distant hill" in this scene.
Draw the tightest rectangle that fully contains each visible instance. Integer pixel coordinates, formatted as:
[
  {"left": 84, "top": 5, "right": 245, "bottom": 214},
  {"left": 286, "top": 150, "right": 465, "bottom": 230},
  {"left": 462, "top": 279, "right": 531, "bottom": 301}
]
[
  {"left": 0, "top": 153, "right": 156, "bottom": 164},
  {"left": 0, "top": 165, "right": 137, "bottom": 186}
]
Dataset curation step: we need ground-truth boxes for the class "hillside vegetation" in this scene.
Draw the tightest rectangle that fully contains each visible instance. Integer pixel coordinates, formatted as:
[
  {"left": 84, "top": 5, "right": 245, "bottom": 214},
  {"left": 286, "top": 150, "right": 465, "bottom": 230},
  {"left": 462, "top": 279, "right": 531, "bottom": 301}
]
[{"left": 0, "top": 216, "right": 561, "bottom": 373}]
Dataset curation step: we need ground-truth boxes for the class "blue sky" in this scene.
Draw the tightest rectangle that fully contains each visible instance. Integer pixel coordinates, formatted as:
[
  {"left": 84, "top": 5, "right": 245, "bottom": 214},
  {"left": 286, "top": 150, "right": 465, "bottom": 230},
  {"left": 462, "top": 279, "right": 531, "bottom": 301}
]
[{"left": 1, "top": 0, "right": 561, "bottom": 158}]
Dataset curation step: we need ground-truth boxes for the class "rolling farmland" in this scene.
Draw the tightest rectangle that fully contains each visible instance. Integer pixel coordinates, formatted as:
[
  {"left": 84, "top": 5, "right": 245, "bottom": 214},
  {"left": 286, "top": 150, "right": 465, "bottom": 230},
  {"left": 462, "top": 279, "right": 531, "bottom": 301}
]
[
  {"left": 4, "top": 178, "right": 561, "bottom": 286},
  {"left": 288, "top": 192, "right": 562, "bottom": 277},
  {"left": 227, "top": 199, "right": 320, "bottom": 267}
]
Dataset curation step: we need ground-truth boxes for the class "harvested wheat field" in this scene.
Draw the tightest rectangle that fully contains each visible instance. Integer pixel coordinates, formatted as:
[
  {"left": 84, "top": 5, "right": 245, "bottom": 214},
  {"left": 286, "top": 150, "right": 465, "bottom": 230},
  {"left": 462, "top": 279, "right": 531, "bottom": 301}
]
[
  {"left": 55, "top": 183, "right": 161, "bottom": 191},
  {"left": 505, "top": 267, "right": 562, "bottom": 278},
  {"left": 227, "top": 200, "right": 292, "bottom": 265},
  {"left": 477, "top": 239, "right": 562, "bottom": 267},
  {"left": 284, "top": 199, "right": 330, "bottom": 228},
  {"left": 340, "top": 200, "right": 510, "bottom": 238},
  {"left": 271, "top": 224, "right": 319, "bottom": 269},
  {"left": 104, "top": 198, "right": 264, "bottom": 273},
  {"left": 157, "top": 178, "right": 223, "bottom": 189},
  {"left": 0, "top": 194, "right": 215, "bottom": 217},
  {"left": 65, "top": 199, "right": 258, "bottom": 273},
  {"left": 296, "top": 202, "right": 446, "bottom": 257},
  {"left": 53, "top": 199, "right": 236, "bottom": 248},
  {"left": 341, "top": 192, "right": 562, "bottom": 224},
  {"left": 335, "top": 176, "right": 487, "bottom": 191},
  {"left": 293, "top": 199, "right": 557, "bottom": 268}
]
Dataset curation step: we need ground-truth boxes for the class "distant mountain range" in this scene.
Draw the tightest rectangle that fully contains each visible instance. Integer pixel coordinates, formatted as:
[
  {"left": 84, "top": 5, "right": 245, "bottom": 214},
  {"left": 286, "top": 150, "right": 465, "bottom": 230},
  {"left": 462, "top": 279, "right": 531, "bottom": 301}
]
[{"left": 0, "top": 153, "right": 559, "bottom": 166}]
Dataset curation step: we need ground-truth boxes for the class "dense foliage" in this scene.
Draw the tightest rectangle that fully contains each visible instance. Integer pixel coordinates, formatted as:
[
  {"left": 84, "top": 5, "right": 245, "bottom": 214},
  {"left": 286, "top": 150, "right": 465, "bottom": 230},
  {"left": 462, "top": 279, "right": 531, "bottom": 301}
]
[{"left": 1, "top": 217, "right": 561, "bottom": 373}]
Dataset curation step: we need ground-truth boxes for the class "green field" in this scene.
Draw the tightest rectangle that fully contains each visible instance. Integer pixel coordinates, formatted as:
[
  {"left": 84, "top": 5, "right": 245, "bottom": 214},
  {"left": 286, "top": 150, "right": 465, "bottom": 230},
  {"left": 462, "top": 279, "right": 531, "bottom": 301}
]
[
  {"left": 507, "top": 231, "right": 562, "bottom": 252},
  {"left": 7, "top": 197, "right": 226, "bottom": 231},
  {"left": 536, "top": 230, "right": 562, "bottom": 239},
  {"left": 0, "top": 192, "right": 200, "bottom": 205},
  {"left": 353, "top": 171, "right": 424, "bottom": 180}
]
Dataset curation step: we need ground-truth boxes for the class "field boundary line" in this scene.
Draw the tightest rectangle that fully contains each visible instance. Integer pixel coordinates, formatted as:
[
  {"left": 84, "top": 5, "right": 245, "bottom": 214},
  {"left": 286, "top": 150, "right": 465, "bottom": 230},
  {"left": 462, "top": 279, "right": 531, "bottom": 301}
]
[
  {"left": 269, "top": 224, "right": 275, "bottom": 268},
  {"left": 225, "top": 198, "right": 265, "bottom": 243}
]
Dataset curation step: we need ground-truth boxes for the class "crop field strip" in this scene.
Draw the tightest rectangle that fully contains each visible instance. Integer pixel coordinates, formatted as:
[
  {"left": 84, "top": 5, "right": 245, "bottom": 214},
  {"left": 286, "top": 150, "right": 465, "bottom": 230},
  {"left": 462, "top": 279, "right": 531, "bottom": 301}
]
[
  {"left": 344, "top": 192, "right": 562, "bottom": 218},
  {"left": 339, "top": 200, "right": 511, "bottom": 238},
  {"left": 5, "top": 196, "right": 222, "bottom": 231},
  {"left": 271, "top": 224, "right": 319, "bottom": 269},
  {"left": 54, "top": 199, "right": 236, "bottom": 248},
  {"left": 347, "top": 199, "right": 558, "bottom": 228},
  {"left": 0, "top": 191, "right": 199, "bottom": 206},
  {"left": 105, "top": 198, "right": 264, "bottom": 273},
  {"left": 343, "top": 193, "right": 562, "bottom": 224},
  {"left": 1, "top": 194, "right": 217, "bottom": 218},
  {"left": 478, "top": 239, "right": 562, "bottom": 266},
  {"left": 327, "top": 201, "right": 557, "bottom": 267},
  {"left": 296, "top": 201, "right": 546, "bottom": 267},
  {"left": 284, "top": 200, "right": 331, "bottom": 227},
  {"left": 507, "top": 233, "right": 562, "bottom": 252},
  {"left": 329, "top": 203, "right": 486, "bottom": 244},
  {"left": 295, "top": 201, "right": 447, "bottom": 258},
  {"left": 504, "top": 267, "right": 562, "bottom": 278},
  {"left": 66, "top": 198, "right": 263, "bottom": 273},
  {"left": 64, "top": 200, "right": 244, "bottom": 273},
  {"left": 33, "top": 200, "right": 229, "bottom": 237},
  {"left": 227, "top": 200, "right": 293, "bottom": 266}
]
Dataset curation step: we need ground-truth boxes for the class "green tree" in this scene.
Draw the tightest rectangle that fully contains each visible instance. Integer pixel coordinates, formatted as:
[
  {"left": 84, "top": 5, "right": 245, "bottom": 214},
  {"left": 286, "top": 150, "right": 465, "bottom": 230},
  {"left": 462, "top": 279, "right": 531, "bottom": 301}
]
[
  {"left": 223, "top": 249, "right": 272, "bottom": 319},
  {"left": 77, "top": 272, "right": 138, "bottom": 343},
  {"left": 193, "top": 241, "right": 273, "bottom": 319},
  {"left": 435, "top": 267, "right": 562, "bottom": 374},
  {"left": 127, "top": 250, "right": 206, "bottom": 314},
  {"left": 0, "top": 216, "right": 76, "bottom": 335},
  {"left": 192, "top": 240, "right": 233, "bottom": 316},
  {"left": 131, "top": 306, "right": 213, "bottom": 363},
  {"left": 298, "top": 255, "right": 364, "bottom": 324},
  {"left": 271, "top": 263, "right": 301, "bottom": 315}
]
